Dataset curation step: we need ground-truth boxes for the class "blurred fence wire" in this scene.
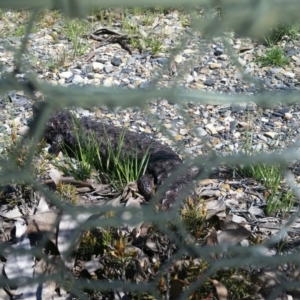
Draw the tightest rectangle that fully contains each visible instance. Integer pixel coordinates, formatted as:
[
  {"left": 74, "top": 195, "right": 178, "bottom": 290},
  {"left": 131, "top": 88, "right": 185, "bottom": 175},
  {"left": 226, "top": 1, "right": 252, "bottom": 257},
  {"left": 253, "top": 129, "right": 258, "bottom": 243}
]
[{"left": 1, "top": 0, "right": 300, "bottom": 299}]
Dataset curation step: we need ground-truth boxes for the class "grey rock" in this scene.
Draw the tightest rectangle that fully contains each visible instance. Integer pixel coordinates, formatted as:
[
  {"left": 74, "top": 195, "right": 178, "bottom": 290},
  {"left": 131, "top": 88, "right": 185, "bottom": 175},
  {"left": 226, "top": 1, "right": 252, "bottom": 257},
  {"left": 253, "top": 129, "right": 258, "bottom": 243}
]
[
  {"left": 121, "top": 68, "right": 133, "bottom": 74},
  {"left": 246, "top": 86, "right": 256, "bottom": 93},
  {"left": 196, "top": 127, "right": 207, "bottom": 136},
  {"left": 139, "top": 82, "right": 150, "bottom": 89},
  {"left": 156, "top": 58, "right": 167, "bottom": 65},
  {"left": 8, "top": 92, "right": 29, "bottom": 107},
  {"left": 72, "top": 75, "right": 84, "bottom": 84},
  {"left": 204, "top": 78, "right": 215, "bottom": 86},
  {"left": 111, "top": 56, "right": 122, "bottom": 66},
  {"left": 59, "top": 71, "right": 73, "bottom": 79},
  {"left": 126, "top": 57, "right": 136, "bottom": 65},
  {"left": 104, "top": 65, "right": 114, "bottom": 73},
  {"left": 167, "top": 130, "right": 177, "bottom": 137},
  {"left": 214, "top": 47, "right": 224, "bottom": 56}
]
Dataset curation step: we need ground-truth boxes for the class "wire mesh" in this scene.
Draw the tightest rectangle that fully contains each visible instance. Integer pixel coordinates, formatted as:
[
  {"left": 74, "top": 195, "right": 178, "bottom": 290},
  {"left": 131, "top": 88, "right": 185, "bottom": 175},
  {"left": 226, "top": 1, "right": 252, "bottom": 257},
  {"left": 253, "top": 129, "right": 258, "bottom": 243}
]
[{"left": 0, "top": 0, "right": 300, "bottom": 299}]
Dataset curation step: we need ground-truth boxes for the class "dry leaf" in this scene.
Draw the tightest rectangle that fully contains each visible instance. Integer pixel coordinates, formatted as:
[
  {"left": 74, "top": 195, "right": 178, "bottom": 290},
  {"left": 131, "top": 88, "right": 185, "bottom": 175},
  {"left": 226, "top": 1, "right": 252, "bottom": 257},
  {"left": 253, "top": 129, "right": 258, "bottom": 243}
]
[
  {"left": 25, "top": 211, "right": 59, "bottom": 244},
  {"left": 49, "top": 168, "right": 63, "bottom": 185},
  {"left": 84, "top": 255, "right": 101, "bottom": 274},
  {"left": 34, "top": 256, "right": 63, "bottom": 299},
  {"left": 35, "top": 194, "right": 50, "bottom": 213},
  {"left": 217, "top": 227, "right": 251, "bottom": 246},
  {"left": 5, "top": 235, "right": 38, "bottom": 299},
  {"left": 210, "top": 278, "right": 228, "bottom": 300},
  {"left": 57, "top": 212, "right": 92, "bottom": 269},
  {"left": 248, "top": 206, "right": 265, "bottom": 217},
  {"left": 205, "top": 199, "right": 226, "bottom": 219},
  {"left": 219, "top": 219, "right": 240, "bottom": 231},
  {"left": 0, "top": 205, "right": 23, "bottom": 219},
  {"left": 15, "top": 218, "right": 27, "bottom": 238}
]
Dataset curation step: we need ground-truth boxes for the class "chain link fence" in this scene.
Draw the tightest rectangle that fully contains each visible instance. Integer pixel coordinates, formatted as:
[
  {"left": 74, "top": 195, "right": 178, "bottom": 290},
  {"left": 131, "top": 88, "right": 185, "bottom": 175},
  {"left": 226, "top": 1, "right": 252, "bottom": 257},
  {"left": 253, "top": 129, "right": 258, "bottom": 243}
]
[{"left": 1, "top": 0, "right": 300, "bottom": 299}]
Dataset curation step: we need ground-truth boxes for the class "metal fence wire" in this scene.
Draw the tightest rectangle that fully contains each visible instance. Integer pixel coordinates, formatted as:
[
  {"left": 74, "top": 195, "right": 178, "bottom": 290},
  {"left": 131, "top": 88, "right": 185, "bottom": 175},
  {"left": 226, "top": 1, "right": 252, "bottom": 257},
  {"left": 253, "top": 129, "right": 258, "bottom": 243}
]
[{"left": 1, "top": 0, "right": 300, "bottom": 299}]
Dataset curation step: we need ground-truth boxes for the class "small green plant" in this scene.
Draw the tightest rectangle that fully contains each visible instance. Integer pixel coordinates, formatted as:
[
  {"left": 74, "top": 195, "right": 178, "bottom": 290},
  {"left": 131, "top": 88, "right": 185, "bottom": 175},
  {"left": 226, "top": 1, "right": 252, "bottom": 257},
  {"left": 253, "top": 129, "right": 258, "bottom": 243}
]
[
  {"left": 0, "top": 9, "right": 5, "bottom": 19},
  {"left": 14, "top": 25, "right": 26, "bottom": 37},
  {"left": 99, "top": 127, "right": 150, "bottom": 191},
  {"left": 62, "top": 19, "right": 91, "bottom": 58},
  {"left": 89, "top": 229, "right": 139, "bottom": 284},
  {"left": 55, "top": 115, "right": 150, "bottom": 193},
  {"left": 46, "top": 50, "right": 68, "bottom": 71},
  {"left": 54, "top": 127, "right": 99, "bottom": 182},
  {"left": 143, "top": 13, "right": 155, "bottom": 27},
  {"left": 147, "top": 37, "right": 163, "bottom": 54},
  {"left": 256, "top": 47, "right": 289, "bottom": 67},
  {"left": 241, "top": 162, "right": 294, "bottom": 215},
  {"left": 179, "top": 14, "right": 190, "bottom": 28},
  {"left": 264, "top": 23, "right": 299, "bottom": 47},
  {"left": 166, "top": 258, "right": 255, "bottom": 299},
  {"left": 50, "top": 32, "right": 59, "bottom": 44},
  {"left": 120, "top": 11, "right": 165, "bottom": 55},
  {"left": 77, "top": 229, "right": 104, "bottom": 260},
  {"left": 55, "top": 182, "right": 78, "bottom": 205},
  {"left": 181, "top": 197, "right": 207, "bottom": 239},
  {"left": 237, "top": 130, "right": 295, "bottom": 216}
]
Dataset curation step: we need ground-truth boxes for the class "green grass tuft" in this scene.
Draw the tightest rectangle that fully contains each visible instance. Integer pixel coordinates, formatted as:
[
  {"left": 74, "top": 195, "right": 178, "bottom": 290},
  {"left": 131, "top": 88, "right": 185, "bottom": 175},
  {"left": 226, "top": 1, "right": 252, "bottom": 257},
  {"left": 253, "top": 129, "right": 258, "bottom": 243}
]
[
  {"left": 241, "top": 163, "right": 294, "bottom": 216},
  {"left": 264, "top": 23, "right": 300, "bottom": 47},
  {"left": 55, "top": 114, "right": 150, "bottom": 193},
  {"left": 256, "top": 47, "right": 289, "bottom": 67},
  {"left": 236, "top": 130, "right": 295, "bottom": 216},
  {"left": 62, "top": 19, "right": 91, "bottom": 58}
]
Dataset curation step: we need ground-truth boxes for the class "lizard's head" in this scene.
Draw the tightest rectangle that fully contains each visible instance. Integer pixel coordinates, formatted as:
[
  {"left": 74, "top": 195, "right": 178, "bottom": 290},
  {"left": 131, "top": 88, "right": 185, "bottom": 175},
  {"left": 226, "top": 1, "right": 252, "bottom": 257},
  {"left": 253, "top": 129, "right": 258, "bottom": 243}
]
[{"left": 31, "top": 101, "right": 72, "bottom": 145}]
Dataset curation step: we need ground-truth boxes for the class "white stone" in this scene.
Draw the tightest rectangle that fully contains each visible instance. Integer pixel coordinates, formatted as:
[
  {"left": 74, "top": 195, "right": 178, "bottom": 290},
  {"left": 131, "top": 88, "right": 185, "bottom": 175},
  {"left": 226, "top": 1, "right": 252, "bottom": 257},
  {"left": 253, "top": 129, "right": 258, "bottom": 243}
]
[
  {"left": 216, "top": 126, "right": 225, "bottom": 132},
  {"left": 93, "top": 78, "right": 100, "bottom": 85},
  {"left": 183, "top": 49, "right": 197, "bottom": 54},
  {"left": 174, "top": 55, "right": 184, "bottom": 63},
  {"left": 264, "top": 132, "right": 277, "bottom": 139},
  {"left": 12, "top": 117, "right": 21, "bottom": 127},
  {"left": 209, "top": 63, "right": 221, "bottom": 69},
  {"left": 184, "top": 74, "right": 194, "bottom": 83},
  {"left": 179, "top": 128, "right": 188, "bottom": 135},
  {"left": 58, "top": 78, "right": 65, "bottom": 85},
  {"left": 284, "top": 72, "right": 295, "bottom": 78},
  {"left": 103, "top": 77, "right": 113, "bottom": 87},
  {"left": 238, "top": 57, "right": 246, "bottom": 66},
  {"left": 72, "top": 74, "right": 84, "bottom": 84},
  {"left": 92, "top": 62, "right": 104, "bottom": 72},
  {"left": 44, "top": 34, "right": 53, "bottom": 41},
  {"left": 205, "top": 123, "right": 218, "bottom": 135},
  {"left": 284, "top": 113, "right": 293, "bottom": 120},
  {"left": 261, "top": 117, "right": 269, "bottom": 123},
  {"left": 219, "top": 54, "right": 228, "bottom": 60},
  {"left": 18, "top": 126, "right": 29, "bottom": 136},
  {"left": 59, "top": 71, "right": 73, "bottom": 79}
]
